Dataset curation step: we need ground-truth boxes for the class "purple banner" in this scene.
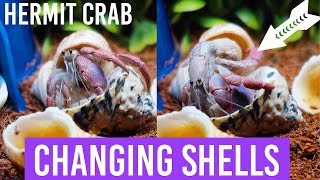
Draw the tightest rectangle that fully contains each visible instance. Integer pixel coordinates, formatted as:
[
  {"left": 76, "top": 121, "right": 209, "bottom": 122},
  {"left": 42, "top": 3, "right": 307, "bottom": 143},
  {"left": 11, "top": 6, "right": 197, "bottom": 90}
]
[{"left": 25, "top": 138, "right": 289, "bottom": 180}]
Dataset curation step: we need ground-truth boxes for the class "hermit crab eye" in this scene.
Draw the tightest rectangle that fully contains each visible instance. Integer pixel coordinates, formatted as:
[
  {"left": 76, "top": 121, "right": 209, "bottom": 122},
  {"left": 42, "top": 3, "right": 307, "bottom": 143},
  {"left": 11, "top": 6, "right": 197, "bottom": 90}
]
[
  {"left": 62, "top": 51, "right": 65, "bottom": 56},
  {"left": 190, "top": 81, "right": 193, "bottom": 86},
  {"left": 219, "top": 53, "right": 227, "bottom": 58},
  {"left": 69, "top": 50, "right": 72, "bottom": 54}
]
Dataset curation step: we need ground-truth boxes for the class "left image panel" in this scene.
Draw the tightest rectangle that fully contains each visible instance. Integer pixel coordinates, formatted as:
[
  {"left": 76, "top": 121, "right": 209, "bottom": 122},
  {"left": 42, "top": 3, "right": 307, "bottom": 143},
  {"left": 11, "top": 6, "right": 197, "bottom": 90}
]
[{"left": 0, "top": 0, "right": 156, "bottom": 178}]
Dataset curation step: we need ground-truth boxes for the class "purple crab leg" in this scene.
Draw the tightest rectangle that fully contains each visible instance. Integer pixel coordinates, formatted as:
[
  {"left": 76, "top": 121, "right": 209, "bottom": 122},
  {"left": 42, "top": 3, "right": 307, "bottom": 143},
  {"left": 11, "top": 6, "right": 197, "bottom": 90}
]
[
  {"left": 47, "top": 69, "right": 64, "bottom": 107},
  {"left": 117, "top": 53, "right": 151, "bottom": 89},
  {"left": 215, "top": 47, "right": 263, "bottom": 69},
  {"left": 80, "top": 47, "right": 151, "bottom": 89},
  {"left": 47, "top": 69, "right": 74, "bottom": 107},
  {"left": 61, "top": 76, "right": 73, "bottom": 107},
  {"left": 217, "top": 65, "right": 274, "bottom": 90},
  {"left": 80, "top": 47, "right": 129, "bottom": 74}
]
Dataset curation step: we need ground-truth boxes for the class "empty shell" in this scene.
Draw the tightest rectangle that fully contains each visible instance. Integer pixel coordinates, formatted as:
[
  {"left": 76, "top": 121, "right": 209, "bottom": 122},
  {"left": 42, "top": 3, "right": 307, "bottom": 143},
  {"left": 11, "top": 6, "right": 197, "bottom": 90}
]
[
  {"left": 2, "top": 107, "right": 89, "bottom": 168},
  {"left": 157, "top": 106, "right": 234, "bottom": 138},
  {"left": 292, "top": 55, "right": 320, "bottom": 114}
]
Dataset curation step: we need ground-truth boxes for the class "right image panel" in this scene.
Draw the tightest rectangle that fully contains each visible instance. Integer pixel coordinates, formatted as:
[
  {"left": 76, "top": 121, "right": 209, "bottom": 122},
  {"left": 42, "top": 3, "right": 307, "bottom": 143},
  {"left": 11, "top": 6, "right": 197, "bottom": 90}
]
[{"left": 156, "top": 0, "right": 320, "bottom": 159}]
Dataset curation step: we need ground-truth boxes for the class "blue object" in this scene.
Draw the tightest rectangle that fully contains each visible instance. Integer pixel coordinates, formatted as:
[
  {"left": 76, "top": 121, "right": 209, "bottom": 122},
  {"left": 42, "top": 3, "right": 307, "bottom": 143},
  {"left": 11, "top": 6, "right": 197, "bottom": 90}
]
[
  {"left": 157, "top": 0, "right": 180, "bottom": 110},
  {"left": 0, "top": 0, "right": 41, "bottom": 110}
]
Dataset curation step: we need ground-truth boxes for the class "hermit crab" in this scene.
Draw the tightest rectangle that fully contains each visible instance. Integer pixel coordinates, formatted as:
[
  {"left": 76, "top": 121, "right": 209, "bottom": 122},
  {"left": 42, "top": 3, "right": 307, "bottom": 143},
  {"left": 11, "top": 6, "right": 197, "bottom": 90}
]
[
  {"left": 33, "top": 31, "right": 156, "bottom": 135},
  {"left": 171, "top": 23, "right": 274, "bottom": 117},
  {"left": 170, "top": 24, "right": 302, "bottom": 136}
]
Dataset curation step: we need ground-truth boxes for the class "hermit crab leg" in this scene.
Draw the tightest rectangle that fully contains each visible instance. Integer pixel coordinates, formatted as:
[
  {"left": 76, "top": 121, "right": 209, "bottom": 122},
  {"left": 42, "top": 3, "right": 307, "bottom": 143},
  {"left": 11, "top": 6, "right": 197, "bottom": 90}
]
[
  {"left": 60, "top": 75, "right": 73, "bottom": 108},
  {"left": 80, "top": 47, "right": 129, "bottom": 73},
  {"left": 215, "top": 48, "right": 263, "bottom": 69},
  {"left": 217, "top": 65, "right": 274, "bottom": 90},
  {"left": 202, "top": 83, "right": 232, "bottom": 116},
  {"left": 117, "top": 53, "right": 151, "bottom": 90},
  {"left": 80, "top": 47, "right": 151, "bottom": 90},
  {"left": 47, "top": 70, "right": 69, "bottom": 107}
]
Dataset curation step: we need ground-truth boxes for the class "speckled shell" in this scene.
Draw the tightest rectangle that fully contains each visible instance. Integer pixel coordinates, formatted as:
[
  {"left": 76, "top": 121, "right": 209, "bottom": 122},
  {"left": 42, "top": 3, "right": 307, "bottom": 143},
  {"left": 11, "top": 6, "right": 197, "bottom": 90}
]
[
  {"left": 292, "top": 55, "right": 320, "bottom": 115},
  {"left": 2, "top": 107, "right": 88, "bottom": 168},
  {"left": 199, "top": 23, "right": 254, "bottom": 56},
  {"left": 157, "top": 106, "right": 234, "bottom": 138},
  {"left": 52, "top": 30, "right": 114, "bottom": 76},
  {"left": 212, "top": 66, "right": 303, "bottom": 136},
  {"left": 64, "top": 67, "right": 156, "bottom": 136},
  {"left": 0, "top": 75, "right": 8, "bottom": 108}
]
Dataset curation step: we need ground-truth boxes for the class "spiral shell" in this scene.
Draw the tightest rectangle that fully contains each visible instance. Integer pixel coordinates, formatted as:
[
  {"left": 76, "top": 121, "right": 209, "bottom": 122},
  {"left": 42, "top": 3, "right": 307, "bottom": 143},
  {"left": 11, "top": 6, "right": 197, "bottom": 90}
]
[
  {"left": 212, "top": 66, "right": 303, "bottom": 136},
  {"left": 199, "top": 23, "right": 254, "bottom": 57},
  {"left": 64, "top": 67, "right": 156, "bottom": 135},
  {"left": 53, "top": 30, "right": 114, "bottom": 75}
]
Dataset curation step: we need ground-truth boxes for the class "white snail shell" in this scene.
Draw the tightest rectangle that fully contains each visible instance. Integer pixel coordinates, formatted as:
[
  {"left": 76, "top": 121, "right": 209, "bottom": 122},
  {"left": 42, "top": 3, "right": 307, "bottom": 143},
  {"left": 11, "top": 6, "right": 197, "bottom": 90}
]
[
  {"left": 292, "top": 55, "right": 320, "bottom": 115},
  {"left": 157, "top": 106, "right": 234, "bottom": 138},
  {"left": 248, "top": 66, "right": 303, "bottom": 135},
  {"left": 2, "top": 107, "right": 89, "bottom": 168},
  {"left": 199, "top": 23, "right": 254, "bottom": 57},
  {"left": 32, "top": 61, "right": 53, "bottom": 106}
]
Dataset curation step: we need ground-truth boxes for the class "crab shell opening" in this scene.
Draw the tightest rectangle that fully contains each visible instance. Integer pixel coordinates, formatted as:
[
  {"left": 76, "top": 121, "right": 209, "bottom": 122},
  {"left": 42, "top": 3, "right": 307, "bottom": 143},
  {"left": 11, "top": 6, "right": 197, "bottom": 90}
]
[
  {"left": 2, "top": 108, "right": 83, "bottom": 168},
  {"left": 292, "top": 55, "right": 320, "bottom": 114},
  {"left": 52, "top": 30, "right": 115, "bottom": 77},
  {"left": 35, "top": 31, "right": 116, "bottom": 108}
]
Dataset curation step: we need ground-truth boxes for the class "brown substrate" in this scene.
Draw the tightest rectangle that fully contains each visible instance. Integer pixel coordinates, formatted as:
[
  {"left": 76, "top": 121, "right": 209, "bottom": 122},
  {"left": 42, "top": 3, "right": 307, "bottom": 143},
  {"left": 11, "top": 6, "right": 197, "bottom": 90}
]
[
  {"left": 0, "top": 34, "right": 156, "bottom": 179},
  {"left": 159, "top": 35, "right": 320, "bottom": 179}
]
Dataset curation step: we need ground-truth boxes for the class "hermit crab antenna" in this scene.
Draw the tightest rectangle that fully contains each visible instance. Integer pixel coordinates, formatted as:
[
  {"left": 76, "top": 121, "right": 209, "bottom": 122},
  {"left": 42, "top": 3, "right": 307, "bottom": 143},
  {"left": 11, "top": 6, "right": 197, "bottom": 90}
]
[
  {"left": 75, "top": 65, "right": 91, "bottom": 99},
  {"left": 211, "top": 95, "right": 245, "bottom": 109},
  {"left": 206, "top": 96, "right": 230, "bottom": 116}
]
